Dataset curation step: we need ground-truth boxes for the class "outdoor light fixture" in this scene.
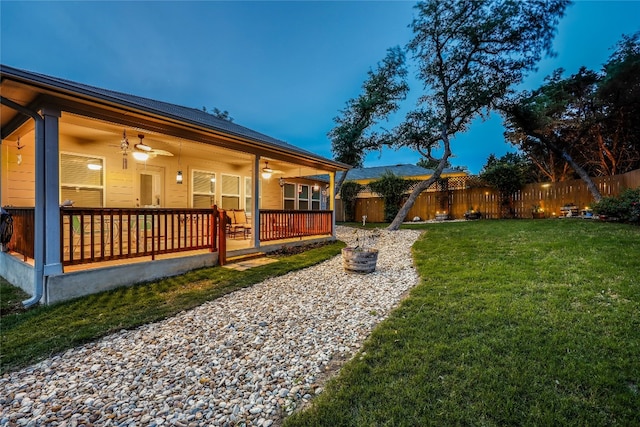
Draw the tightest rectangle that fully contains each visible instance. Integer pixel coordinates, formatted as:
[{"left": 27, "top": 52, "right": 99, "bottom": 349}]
[
  {"left": 261, "top": 161, "right": 273, "bottom": 179},
  {"left": 279, "top": 177, "right": 285, "bottom": 187},
  {"left": 132, "top": 151, "right": 149, "bottom": 161},
  {"left": 176, "top": 141, "right": 183, "bottom": 184},
  {"left": 313, "top": 182, "right": 320, "bottom": 192},
  {"left": 16, "top": 136, "right": 24, "bottom": 165}
]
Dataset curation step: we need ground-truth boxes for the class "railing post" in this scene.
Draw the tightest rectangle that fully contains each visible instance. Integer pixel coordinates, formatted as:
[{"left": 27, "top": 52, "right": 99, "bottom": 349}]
[
  {"left": 218, "top": 208, "right": 227, "bottom": 266},
  {"left": 211, "top": 205, "right": 218, "bottom": 252}
]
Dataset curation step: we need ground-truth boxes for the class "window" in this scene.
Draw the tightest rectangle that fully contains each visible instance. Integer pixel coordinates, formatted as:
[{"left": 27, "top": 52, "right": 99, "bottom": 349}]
[
  {"left": 60, "top": 152, "right": 104, "bottom": 207},
  {"left": 298, "top": 184, "right": 309, "bottom": 210},
  {"left": 192, "top": 170, "right": 216, "bottom": 208},
  {"left": 221, "top": 174, "right": 240, "bottom": 210},
  {"left": 312, "top": 187, "right": 321, "bottom": 210},
  {"left": 283, "top": 183, "right": 295, "bottom": 210}
]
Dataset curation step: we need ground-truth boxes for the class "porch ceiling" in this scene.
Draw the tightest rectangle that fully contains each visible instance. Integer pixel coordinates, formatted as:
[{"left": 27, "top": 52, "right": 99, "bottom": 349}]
[{"left": 1, "top": 65, "right": 349, "bottom": 174}]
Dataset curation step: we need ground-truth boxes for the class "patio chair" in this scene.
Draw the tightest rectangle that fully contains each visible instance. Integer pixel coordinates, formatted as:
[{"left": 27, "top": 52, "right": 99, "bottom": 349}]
[{"left": 228, "top": 209, "right": 251, "bottom": 239}]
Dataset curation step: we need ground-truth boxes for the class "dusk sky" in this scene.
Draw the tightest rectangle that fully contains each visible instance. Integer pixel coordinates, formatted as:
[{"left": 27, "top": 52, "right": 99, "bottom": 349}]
[{"left": 2, "top": 1, "right": 639, "bottom": 174}]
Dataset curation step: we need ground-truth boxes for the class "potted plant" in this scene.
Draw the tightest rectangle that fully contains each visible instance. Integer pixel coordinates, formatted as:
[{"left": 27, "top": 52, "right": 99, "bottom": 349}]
[
  {"left": 531, "top": 205, "right": 545, "bottom": 219},
  {"left": 464, "top": 207, "right": 481, "bottom": 220},
  {"left": 342, "top": 227, "right": 379, "bottom": 274}
]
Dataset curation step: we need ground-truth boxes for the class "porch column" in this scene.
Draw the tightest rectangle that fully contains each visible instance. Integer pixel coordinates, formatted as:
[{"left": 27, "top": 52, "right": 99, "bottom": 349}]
[
  {"left": 42, "top": 107, "right": 63, "bottom": 276},
  {"left": 329, "top": 171, "right": 336, "bottom": 238},
  {"left": 253, "top": 156, "right": 260, "bottom": 248}
]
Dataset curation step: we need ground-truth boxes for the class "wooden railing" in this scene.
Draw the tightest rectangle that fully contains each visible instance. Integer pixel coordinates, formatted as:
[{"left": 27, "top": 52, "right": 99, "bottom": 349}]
[
  {"left": 60, "top": 207, "right": 224, "bottom": 266},
  {"left": 3, "top": 207, "right": 34, "bottom": 261},
  {"left": 260, "top": 210, "right": 333, "bottom": 242}
]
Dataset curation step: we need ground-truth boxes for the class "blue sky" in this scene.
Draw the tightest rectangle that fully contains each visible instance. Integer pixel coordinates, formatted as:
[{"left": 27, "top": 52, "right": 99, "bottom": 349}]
[{"left": 1, "top": 1, "right": 639, "bottom": 174}]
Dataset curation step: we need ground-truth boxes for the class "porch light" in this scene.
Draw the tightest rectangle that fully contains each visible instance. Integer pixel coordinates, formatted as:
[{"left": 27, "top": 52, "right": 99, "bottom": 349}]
[
  {"left": 279, "top": 177, "right": 285, "bottom": 187},
  {"left": 176, "top": 170, "right": 183, "bottom": 184},
  {"left": 262, "top": 161, "right": 273, "bottom": 179},
  {"left": 132, "top": 151, "right": 149, "bottom": 161}
]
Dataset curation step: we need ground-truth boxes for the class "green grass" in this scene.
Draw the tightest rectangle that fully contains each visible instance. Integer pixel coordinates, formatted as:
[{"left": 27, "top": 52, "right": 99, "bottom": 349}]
[
  {"left": 0, "top": 241, "right": 345, "bottom": 374},
  {"left": 0, "top": 280, "right": 29, "bottom": 316},
  {"left": 286, "top": 220, "right": 640, "bottom": 426}
]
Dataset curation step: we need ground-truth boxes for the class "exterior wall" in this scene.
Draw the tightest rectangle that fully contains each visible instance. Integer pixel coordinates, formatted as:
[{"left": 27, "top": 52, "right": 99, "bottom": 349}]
[
  {"left": 2, "top": 129, "right": 36, "bottom": 207},
  {"left": 45, "top": 252, "right": 218, "bottom": 304},
  {"left": 260, "top": 179, "right": 283, "bottom": 209},
  {"left": 0, "top": 252, "right": 34, "bottom": 296},
  {"left": 3, "top": 129, "right": 259, "bottom": 211}
]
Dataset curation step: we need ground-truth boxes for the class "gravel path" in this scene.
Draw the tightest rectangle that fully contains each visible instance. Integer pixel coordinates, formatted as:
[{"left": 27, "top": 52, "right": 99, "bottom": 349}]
[{"left": 1, "top": 226, "right": 422, "bottom": 426}]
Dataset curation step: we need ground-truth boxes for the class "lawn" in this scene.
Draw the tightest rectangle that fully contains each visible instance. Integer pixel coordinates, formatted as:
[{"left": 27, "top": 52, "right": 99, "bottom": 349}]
[
  {"left": 285, "top": 220, "right": 640, "bottom": 426},
  {"left": 0, "top": 241, "right": 345, "bottom": 374}
]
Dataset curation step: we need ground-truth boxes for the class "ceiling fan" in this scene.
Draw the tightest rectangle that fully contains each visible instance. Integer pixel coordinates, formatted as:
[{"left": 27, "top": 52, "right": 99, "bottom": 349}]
[
  {"left": 132, "top": 134, "right": 173, "bottom": 161},
  {"left": 261, "top": 161, "right": 284, "bottom": 179}
]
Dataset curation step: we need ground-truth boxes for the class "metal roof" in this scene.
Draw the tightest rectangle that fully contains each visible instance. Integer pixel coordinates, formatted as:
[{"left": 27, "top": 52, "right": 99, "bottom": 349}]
[
  {"left": 0, "top": 64, "right": 348, "bottom": 170},
  {"left": 341, "top": 164, "right": 466, "bottom": 181}
]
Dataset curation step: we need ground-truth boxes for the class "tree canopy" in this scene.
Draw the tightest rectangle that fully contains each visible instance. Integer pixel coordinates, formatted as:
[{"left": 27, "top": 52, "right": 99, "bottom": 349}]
[
  {"left": 501, "top": 32, "right": 640, "bottom": 201},
  {"left": 380, "top": 0, "right": 570, "bottom": 229},
  {"left": 329, "top": 47, "right": 409, "bottom": 195}
]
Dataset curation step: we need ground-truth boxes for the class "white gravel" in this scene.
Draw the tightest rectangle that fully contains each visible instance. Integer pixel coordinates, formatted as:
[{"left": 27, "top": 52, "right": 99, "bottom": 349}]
[{"left": 1, "top": 226, "right": 422, "bottom": 426}]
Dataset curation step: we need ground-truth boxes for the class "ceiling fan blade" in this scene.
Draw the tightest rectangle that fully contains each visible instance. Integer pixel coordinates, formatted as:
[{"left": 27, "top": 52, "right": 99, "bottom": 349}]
[{"left": 150, "top": 149, "right": 174, "bottom": 156}]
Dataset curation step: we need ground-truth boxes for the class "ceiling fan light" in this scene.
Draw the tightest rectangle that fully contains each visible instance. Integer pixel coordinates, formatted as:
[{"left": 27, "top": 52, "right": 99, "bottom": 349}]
[
  {"left": 262, "top": 161, "right": 273, "bottom": 179},
  {"left": 132, "top": 151, "right": 149, "bottom": 161}
]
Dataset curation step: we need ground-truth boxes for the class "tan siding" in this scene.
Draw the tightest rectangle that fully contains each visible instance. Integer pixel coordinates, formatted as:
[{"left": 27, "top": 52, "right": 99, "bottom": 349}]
[{"left": 3, "top": 131, "right": 36, "bottom": 207}]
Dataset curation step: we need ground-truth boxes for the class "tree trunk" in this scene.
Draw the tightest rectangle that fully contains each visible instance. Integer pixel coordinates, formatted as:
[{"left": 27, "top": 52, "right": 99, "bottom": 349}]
[
  {"left": 551, "top": 142, "right": 603, "bottom": 202},
  {"left": 387, "top": 134, "right": 452, "bottom": 231},
  {"left": 334, "top": 170, "right": 348, "bottom": 197}
]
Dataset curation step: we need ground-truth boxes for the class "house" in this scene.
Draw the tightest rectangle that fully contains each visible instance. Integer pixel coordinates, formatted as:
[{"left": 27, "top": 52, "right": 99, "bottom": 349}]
[
  {"left": 334, "top": 164, "right": 469, "bottom": 222},
  {"left": 0, "top": 65, "right": 348, "bottom": 305}
]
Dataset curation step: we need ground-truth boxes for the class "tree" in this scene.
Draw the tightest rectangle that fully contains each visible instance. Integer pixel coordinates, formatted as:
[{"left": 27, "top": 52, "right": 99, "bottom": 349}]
[
  {"left": 479, "top": 153, "right": 530, "bottom": 217},
  {"left": 416, "top": 157, "right": 450, "bottom": 170},
  {"left": 595, "top": 32, "right": 640, "bottom": 174},
  {"left": 381, "top": 0, "right": 569, "bottom": 230},
  {"left": 202, "top": 106, "right": 234, "bottom": 122},
  {"left": 329, "top": 47, "right": 409, "bottom": 196},
  {"left": 501, "top": 32, "right": 640, "bottom": 202},
  {"left": 368, "top": 172, "right": 416, "bottom": 222}
]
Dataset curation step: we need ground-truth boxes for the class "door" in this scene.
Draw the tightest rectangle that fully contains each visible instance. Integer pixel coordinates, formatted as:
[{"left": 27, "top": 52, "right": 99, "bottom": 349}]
[{"left": 137, "top": 166, "right": 164, "bottom": 207}]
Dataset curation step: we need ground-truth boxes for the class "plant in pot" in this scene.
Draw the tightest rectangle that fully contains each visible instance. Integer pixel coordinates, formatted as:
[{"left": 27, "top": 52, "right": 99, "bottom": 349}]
[
  {"left": 342, "top": 225, "right": 379, "bottom": 274},
  {"left": 464, "top": 207, "right": 481, "bottom": 220},
  {"left": 531, "top": 204, "right": 545, "bottom": 219}
]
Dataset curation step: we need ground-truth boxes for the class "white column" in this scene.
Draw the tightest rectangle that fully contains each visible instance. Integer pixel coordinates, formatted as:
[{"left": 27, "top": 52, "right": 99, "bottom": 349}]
[{"left": 42, "top": 107, "right": 63, "bottom": 276}]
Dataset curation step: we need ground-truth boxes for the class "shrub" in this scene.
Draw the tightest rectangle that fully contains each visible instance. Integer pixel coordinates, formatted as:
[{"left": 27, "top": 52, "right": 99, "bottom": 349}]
[
  {"left": 593, "top": 188, "right": 640, "bottom": 224},
  {"left": 340, "top": 181, "right": 364, "bottom": 222}
]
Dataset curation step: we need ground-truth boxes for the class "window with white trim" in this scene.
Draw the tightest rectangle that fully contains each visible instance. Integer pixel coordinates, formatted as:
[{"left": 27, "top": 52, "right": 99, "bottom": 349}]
[
  {"left": 298, "top": 184, "right": 309, "bottom": 210},
  {"left": 60, "top": 152, "right": 105, "bottom": 207},
  {"left": 283, "top": 183, "right": 295, "bottom": 210},
  {"left": 192, "top": 170, "right": 216, "bottom": 208},
  {"left": 221, "top": 174, "right": 240, "bottom": 210},
  {"left": 311, "top": 187, "right": 321, "bottom": 210}
]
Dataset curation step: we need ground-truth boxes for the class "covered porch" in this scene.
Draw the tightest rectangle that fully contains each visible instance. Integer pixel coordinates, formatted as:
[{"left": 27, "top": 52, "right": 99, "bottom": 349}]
[{"left": 0, "top": 65, "right": 346, "bottom": 304}]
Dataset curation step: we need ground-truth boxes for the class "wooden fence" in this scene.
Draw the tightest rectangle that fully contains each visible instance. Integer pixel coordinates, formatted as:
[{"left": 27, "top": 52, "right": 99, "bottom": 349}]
[{"left": 340, "top": 168, "right": 640, "bottom": 222}]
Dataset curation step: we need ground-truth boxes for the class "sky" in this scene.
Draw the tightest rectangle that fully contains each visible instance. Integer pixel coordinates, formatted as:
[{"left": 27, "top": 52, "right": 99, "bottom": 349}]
[{"left": 1, "top": 1, "right": 639, "bottom": 174}]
